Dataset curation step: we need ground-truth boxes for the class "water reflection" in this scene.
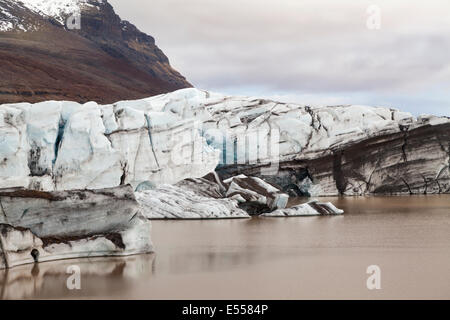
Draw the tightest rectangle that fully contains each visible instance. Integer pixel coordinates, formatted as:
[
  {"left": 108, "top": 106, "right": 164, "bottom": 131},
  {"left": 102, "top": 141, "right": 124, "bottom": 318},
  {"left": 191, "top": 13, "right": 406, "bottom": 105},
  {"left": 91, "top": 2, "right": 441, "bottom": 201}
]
[{"left": 0, "top": 254, "right": 155, "bottom": 300}]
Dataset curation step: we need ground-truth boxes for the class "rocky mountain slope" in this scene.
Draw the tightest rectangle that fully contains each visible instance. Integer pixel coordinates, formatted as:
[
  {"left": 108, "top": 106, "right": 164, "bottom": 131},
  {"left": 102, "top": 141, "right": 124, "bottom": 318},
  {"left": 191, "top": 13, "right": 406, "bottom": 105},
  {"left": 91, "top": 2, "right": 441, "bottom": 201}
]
[{"left": 0, "top": 0, "right": 191, "bottom": 104}]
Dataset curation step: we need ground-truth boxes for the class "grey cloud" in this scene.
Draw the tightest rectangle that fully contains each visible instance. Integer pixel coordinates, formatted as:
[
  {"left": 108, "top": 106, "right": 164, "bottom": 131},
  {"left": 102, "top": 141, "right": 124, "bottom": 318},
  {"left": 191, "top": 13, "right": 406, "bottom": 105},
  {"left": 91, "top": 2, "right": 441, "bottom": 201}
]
[{"left": 109, "top": 0, "right": 450, "bottom": 115}]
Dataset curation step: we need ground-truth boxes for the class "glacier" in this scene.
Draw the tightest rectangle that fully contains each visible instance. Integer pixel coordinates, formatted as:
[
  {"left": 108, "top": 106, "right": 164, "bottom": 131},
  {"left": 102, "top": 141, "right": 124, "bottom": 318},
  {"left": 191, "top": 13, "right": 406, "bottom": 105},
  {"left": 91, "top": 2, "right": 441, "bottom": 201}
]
[
  {"left": 1, "top": 87, "right": 449, "bottom": 268},
  {"left": 0, "top": 97, "right": 219, "bottom": 191},
  {"left": 1, "top": 88, "right": 448, "bottom": 196}
]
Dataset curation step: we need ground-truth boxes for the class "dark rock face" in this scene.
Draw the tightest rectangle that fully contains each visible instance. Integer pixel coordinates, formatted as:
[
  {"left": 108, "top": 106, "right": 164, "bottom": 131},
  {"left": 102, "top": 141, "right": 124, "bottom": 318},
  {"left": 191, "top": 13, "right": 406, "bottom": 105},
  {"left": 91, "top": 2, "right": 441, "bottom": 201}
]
[
  {"left": 218, "top": 123, "right": 450, "bottom": 196},
  {"left": 0, "top": 0, "right": 191, "bottom": 104},
  {"left": 74, "top": 1, "right": 189, "bottom": 88}
]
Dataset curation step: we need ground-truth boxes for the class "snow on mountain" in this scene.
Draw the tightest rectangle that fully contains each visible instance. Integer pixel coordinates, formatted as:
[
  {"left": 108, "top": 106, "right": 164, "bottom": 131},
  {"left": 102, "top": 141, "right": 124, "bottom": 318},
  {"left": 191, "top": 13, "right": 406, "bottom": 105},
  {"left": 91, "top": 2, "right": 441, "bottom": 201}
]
[
  {"left": 0, "top": 0, "right": 34, "bottom": 31},
  {"left": 19, "top": 0, "right": 103, "bottom": 24},
  {"left": 0, "top": 0, "right": 103, "bottom": 31}
]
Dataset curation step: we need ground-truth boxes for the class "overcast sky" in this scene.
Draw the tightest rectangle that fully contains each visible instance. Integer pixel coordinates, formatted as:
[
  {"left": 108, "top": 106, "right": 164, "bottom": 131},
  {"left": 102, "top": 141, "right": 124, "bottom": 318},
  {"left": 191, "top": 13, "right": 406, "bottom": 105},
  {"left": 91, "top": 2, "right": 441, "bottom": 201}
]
[{"left": 109, "top": 0, "right": 450, "bottom": 116}]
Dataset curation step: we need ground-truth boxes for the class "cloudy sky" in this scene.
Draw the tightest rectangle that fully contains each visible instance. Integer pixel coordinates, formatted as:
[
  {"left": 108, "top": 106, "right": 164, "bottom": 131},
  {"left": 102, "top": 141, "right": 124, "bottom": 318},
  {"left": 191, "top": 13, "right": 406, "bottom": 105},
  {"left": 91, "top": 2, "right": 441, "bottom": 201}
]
[{"left": 109, "top": 0, "right": 450, "bottom": 116}]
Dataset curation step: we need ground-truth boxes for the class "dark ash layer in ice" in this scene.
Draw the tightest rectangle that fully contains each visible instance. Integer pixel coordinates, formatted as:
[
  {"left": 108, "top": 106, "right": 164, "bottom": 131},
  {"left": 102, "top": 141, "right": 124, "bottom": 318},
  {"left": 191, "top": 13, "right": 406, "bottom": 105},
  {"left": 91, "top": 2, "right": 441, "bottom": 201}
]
[{"left": 0, "top": 185, "right": 153, "bottom": 270}]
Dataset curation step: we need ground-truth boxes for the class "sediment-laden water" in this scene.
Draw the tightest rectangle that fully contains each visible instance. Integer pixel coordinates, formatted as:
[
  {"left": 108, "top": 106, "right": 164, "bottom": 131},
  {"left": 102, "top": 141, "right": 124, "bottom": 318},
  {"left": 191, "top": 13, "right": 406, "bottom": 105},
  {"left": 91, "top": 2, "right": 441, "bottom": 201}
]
[{"left": 1, "top": 195, "right": 449, "bottom": 300}]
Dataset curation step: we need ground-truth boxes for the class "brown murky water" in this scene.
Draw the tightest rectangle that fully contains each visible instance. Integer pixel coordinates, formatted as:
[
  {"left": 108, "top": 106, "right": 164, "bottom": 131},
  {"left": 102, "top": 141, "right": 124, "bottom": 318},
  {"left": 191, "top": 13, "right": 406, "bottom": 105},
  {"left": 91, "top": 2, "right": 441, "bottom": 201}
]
[{"left": 1, "top": 196, "right": 449, "bottom": 300}]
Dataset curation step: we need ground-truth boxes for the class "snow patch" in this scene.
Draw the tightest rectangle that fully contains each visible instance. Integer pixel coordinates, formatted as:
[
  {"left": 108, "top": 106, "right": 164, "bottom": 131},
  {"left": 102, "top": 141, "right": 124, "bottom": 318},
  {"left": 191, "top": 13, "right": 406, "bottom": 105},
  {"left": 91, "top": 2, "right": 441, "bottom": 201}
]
[{"left": 19, "top": 0, "right": 102, "bottom": 24}]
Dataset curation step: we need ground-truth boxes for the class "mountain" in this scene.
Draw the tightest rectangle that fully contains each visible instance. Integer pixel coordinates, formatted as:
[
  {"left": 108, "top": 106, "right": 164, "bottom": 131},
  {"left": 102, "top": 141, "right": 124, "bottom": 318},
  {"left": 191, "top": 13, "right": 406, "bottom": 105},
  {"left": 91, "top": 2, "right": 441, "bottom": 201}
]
[{"left": 0, "top": 0, "right": 191, "bottom": 104}]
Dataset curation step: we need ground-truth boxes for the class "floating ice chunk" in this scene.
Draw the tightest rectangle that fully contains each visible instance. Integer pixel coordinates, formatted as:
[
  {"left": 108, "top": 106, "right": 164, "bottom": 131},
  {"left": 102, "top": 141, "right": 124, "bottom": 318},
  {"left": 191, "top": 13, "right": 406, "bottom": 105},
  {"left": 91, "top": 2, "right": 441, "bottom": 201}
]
[
  {"left": 137, "top": 184, "right": 249, "bottom": 219},
  {"left": 263, "top": 200, "right": 344, "bottom": 217}
]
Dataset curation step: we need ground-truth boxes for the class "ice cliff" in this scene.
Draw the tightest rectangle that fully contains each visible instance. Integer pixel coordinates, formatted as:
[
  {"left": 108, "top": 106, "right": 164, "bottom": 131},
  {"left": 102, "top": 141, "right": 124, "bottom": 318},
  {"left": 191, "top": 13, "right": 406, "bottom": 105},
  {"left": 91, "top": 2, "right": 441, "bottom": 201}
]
[
  {"left": 1, "top": 88, "right": 449, "bottom": 196},
  {"left": 0, "top": 97, "right": 218, "bottom": 191}
]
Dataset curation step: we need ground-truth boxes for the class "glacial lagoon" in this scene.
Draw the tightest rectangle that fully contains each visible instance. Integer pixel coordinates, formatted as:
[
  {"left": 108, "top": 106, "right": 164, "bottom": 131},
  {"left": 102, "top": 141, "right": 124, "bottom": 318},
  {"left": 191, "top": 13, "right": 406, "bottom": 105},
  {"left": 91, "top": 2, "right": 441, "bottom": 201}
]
[{"left": 1, "top": 195, "right": 449, "bottom": 300}]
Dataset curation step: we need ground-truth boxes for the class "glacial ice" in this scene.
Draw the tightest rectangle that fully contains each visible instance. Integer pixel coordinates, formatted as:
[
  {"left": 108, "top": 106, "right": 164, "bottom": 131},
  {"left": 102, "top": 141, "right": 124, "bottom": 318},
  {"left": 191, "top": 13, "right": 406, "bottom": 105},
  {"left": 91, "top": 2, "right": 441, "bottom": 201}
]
[
  {"left": 1, "top": 87, "right": 448, "bottom": 228},
  {"left": 262, "top": 200, "right": 344, "bottom": 217},
  {"left": 0, "top": 98, "right": 219, "bottom": 191},
  {"left": 0, "top": 185, "right": 153, "bottom": 269},
  {"left": 1, "top": 88, "right": 448, "bottom": 195},
  {"left": 224, "top": 175, "right": 289, "bottom": 211},
  {"left": 137, "top": 184, "right": 249, "bottom": 220}
]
